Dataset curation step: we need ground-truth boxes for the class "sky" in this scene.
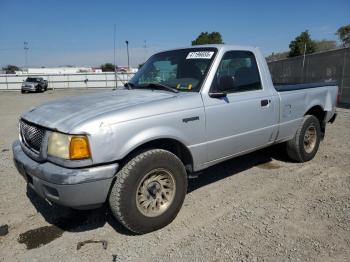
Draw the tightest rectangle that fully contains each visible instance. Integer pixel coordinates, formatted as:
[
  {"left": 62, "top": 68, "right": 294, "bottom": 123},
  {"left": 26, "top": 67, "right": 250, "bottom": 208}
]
[{"left": 0, "top": 0, "right": 349, "bottom": 68}]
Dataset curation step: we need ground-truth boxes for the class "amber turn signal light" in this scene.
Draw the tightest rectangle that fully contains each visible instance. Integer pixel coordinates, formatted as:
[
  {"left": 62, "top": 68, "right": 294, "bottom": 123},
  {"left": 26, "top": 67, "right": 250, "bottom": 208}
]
[{"left": 69, "top": 136, "right": 91, "bottom": 160}]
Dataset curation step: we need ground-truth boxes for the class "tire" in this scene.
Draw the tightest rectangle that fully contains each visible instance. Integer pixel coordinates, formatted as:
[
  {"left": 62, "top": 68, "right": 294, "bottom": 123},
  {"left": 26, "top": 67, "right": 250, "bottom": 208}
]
[
  {"left": 35, "top": 85, "right": 42, "bottom": 92},
  {"left": 21, "top": 90, "right": 25, "bottom": 93},
  {"left": 109, "top": 149, "right": 187, "bottom": 234},
  {"left": 286, "top": 115, "right": 321, "bottom": 162}
]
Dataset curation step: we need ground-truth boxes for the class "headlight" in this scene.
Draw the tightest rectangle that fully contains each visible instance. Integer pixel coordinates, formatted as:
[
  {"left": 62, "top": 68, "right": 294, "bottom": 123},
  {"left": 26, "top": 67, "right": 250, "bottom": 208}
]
[{"left": 48, "top": 132, "right": 91, "bottom": 160}]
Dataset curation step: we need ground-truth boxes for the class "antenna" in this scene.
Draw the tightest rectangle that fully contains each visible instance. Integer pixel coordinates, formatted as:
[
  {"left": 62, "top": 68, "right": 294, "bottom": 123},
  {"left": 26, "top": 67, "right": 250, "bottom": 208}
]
[
  {"left": 113, "top": 24, "right": 117, "bottom": 89},
  {"left": 112, "top": 24, "right": 127, "bottom": 88}
]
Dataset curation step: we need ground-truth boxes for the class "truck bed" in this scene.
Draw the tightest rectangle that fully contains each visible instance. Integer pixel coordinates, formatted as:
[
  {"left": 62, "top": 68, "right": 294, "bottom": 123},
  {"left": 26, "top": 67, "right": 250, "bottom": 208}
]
[
  {"left": 274, "top": 81, "right": 337, "bottom": 92},
  {"left": 274, "top": 81, "right": 338, "bottom": 144}
]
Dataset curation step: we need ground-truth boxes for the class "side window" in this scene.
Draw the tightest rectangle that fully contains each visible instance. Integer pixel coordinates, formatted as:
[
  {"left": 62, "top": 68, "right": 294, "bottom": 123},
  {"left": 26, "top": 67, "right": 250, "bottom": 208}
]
[{"left": 211, "top": 51, "right": 262, "bottom": 93}]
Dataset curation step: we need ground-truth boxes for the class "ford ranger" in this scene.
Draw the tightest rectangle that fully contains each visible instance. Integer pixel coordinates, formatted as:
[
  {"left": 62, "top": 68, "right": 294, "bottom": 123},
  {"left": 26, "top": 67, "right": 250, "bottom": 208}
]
[{"left": 12, "top": 45, "right": 338, "bottom": 234}]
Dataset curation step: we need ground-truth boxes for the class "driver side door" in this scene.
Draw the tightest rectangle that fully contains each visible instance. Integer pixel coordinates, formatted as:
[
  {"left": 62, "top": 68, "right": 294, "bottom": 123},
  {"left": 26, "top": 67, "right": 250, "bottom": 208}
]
[{"left": 203, "top": 51, "right": 277, "bottom": 163}]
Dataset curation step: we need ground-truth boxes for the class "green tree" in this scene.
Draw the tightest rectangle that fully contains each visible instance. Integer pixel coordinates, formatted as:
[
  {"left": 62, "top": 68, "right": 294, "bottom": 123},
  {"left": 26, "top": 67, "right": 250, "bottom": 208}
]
[
  {"left": 314, "top": 40, "right": 337, "bottom": 52},
  {"left": 100, "top": 63, "right": 116, "bottom": 72},
  {"left": 191, "top": 32, "right": 224, "bottom": 45},
  {"left": 288, "top": 31, "right": 316, "bottom": 57},
  {"left": 2, "top": 65, "right": 20, "bottom": 74},
  {"left": 336, "top": 24, "right": 350, "bottom": 47}
]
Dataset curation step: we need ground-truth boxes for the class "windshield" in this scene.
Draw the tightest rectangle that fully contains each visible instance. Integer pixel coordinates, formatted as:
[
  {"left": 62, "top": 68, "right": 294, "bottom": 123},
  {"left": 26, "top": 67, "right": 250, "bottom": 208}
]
[
  {"left": 26, "top": 78, "right": 39, "bottom": 82},
  {"left": 129, "top": 48, "right": 217, "bottom": 92}
]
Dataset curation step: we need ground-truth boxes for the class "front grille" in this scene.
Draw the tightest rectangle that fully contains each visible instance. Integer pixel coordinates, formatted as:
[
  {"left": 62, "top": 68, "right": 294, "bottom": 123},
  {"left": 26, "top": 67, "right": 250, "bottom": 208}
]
[{"left": 20, "top": 120, "right": 46, "bottom": 152}]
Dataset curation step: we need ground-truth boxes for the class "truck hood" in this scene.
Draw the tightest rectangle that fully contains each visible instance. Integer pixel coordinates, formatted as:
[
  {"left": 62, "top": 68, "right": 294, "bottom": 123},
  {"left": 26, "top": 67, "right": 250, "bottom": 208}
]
[
  {"left": 23, "top": 81, "right": 37, "bottom": 86},
  {"left": 21, "top": 89, "right": 176, "bottom": 132}
]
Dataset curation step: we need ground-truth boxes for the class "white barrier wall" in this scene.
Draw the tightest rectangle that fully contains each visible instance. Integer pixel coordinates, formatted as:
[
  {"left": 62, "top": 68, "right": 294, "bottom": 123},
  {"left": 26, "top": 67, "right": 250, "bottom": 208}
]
[{"left": 0, "top": 72, "right": 134, "bottom": 90}]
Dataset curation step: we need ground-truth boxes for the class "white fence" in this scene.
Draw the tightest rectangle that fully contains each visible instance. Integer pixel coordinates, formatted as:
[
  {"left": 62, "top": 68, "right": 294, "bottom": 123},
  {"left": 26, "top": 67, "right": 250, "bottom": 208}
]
[{"left": 0, "top": 72, "right": 135, "bottom": 90}]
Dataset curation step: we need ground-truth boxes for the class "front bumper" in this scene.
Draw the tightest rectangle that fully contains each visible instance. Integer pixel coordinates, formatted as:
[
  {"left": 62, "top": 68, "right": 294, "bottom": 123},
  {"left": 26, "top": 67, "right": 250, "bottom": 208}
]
[
  {"left": 12, "top": 140, "right": 119, "bottom": 209},
  {"left": 21, "top": 85, "right": 36, "bottom": 91}
]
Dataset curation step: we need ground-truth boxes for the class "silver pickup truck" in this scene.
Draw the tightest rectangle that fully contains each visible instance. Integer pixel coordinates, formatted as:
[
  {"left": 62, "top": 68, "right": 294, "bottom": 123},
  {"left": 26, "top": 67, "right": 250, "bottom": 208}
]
[
  {"left": 21, "top": 77, "right": 48, "bottom": 93},
  {"left": 13, "top": 45, "right": 338, "bottom": 234}
]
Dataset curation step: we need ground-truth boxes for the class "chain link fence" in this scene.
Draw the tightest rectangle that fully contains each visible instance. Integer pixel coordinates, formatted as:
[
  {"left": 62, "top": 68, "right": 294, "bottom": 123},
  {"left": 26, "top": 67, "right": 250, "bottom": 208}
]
[
  {"left": 0, "top": 72, "right": 134, "bottom": 90},
  {"left": 268, "top": 47, "right": 350, "bottom": 104}
]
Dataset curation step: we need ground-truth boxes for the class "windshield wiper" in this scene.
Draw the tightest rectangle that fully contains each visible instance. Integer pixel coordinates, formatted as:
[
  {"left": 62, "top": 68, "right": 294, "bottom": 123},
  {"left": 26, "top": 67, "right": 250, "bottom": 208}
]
[{"left": 140, "top": 83, "right": 179, "bottom": 93}]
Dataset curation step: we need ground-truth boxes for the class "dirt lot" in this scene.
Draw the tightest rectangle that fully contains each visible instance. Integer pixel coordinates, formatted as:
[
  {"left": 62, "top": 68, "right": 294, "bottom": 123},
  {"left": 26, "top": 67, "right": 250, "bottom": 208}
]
[{"left": 0, "top": 89, "right": 349, "bottom": 261}]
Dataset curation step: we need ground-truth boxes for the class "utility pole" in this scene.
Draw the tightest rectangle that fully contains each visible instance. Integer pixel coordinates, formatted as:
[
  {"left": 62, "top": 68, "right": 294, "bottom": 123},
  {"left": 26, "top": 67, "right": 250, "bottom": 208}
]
[
  {"left": 143, "top": 40, "right": 147, "bottom": 62},
  {"left": 302, "top": 42, "right": 306, "bottom": 68},
  {"left": 302, "top": 42, "right": 307, "bottom": 82},
  {"left": 24, "top": 41, "right": 29, "bottom": 71},
  {"left": 125, "top": 40, "right": 130, "bottom": 69}
]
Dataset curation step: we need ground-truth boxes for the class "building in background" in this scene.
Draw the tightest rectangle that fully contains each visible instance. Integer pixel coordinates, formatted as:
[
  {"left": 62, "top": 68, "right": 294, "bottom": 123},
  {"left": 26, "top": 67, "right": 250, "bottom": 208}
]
[
  {"left": 6, "top": 66, "right": 136, "bottom": 75},
  {"left": 14, "top": 67, "right": 98, "bottom": 75},
  {"left": 116, "top": 66, "right": 138, "bottom": 73}
]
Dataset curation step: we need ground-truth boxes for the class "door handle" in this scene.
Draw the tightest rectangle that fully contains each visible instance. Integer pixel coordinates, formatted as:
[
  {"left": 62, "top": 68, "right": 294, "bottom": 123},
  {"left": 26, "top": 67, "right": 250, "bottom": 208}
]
[{"left": 261, "top": 99, "right": 270, "bottom": 107}]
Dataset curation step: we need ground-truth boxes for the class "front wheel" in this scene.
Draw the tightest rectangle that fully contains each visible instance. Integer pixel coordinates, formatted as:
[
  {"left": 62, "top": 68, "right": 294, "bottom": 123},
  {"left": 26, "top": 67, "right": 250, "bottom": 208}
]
[
  {"left": 109, "top": 149, "right": 187, "bottom": 234},
  {"left": 286, "top": 115, "right": 321, "bottom": 162}
]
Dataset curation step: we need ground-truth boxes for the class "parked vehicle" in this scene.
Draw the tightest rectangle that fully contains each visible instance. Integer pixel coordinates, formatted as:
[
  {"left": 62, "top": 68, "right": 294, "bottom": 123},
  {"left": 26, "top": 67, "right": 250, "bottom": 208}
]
[
  {"left": 21, "top": 77, "right": 48, "bottom": 93},
  {"left": 13, "top": 45, "right": 338, "bottom": 234}
]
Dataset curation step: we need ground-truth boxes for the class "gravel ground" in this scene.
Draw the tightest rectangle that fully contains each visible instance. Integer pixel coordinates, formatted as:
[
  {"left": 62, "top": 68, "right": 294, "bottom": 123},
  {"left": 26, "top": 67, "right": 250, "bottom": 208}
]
[{"left": 0, "top": 89, "right": 349, "bottom": 261}]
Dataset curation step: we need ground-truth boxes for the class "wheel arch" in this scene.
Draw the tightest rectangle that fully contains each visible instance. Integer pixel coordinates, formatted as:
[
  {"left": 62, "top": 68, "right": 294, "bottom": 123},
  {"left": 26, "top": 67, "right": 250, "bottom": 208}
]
[
  {"left": 119, "top": 138, "right": 194, "bottom": 174},
  {"left": 304, "top": 105, "right": 326, "bottom": 134}
]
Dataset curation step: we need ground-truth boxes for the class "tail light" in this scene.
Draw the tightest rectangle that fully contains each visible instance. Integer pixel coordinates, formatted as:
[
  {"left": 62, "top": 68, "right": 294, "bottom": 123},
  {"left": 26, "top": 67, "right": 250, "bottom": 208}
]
[{"left": 336, "top": 88, "right": 340, "bottom": 106}]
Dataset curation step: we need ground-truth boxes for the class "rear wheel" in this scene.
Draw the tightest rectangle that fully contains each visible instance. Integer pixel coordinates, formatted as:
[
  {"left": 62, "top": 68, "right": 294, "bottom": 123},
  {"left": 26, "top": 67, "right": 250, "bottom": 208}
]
[
  {"left": 286, "top": 115, "right": 321, "bottom": 162},
  {"left": 109, "top": 149, "right": 187, "bottom": 234}
]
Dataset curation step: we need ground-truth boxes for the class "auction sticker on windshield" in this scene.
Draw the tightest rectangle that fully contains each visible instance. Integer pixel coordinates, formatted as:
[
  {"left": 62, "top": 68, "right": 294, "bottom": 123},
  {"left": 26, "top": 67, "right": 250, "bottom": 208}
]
[{"left": 186, "top": 51, "right": 214, "bottom": 59}]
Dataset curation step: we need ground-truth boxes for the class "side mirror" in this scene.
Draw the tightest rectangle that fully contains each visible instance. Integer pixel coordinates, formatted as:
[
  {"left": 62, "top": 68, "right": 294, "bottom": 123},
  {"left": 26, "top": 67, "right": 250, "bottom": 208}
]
[{"left": 209, "top": 92, "right": 227, "bottom": 98}]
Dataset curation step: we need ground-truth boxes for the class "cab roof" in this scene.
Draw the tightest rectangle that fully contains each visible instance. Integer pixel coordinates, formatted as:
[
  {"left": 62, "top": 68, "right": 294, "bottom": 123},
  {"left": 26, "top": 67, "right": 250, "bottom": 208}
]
[{"left": 161, "top": 44, "right": 260, "bottom": 53}]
